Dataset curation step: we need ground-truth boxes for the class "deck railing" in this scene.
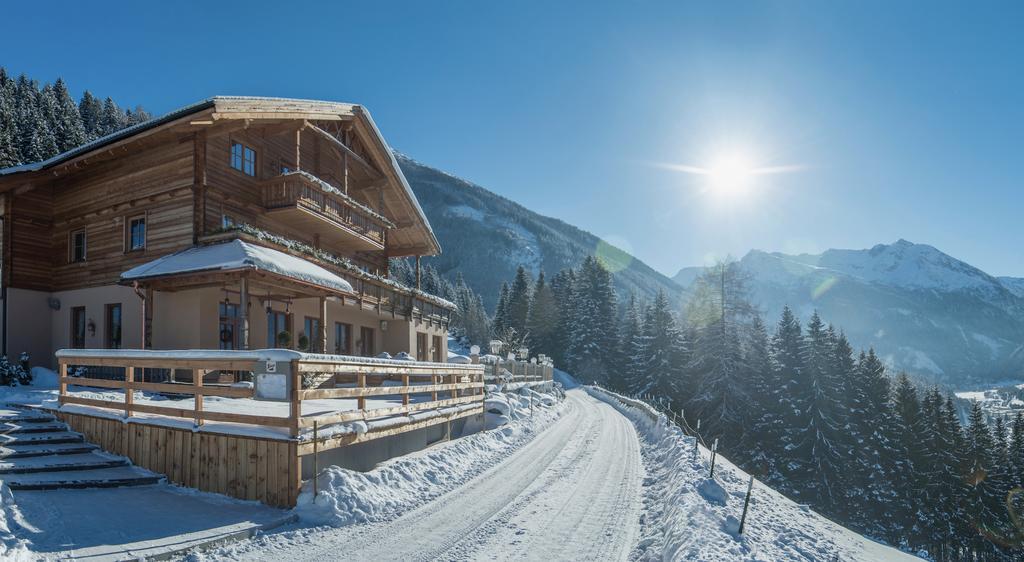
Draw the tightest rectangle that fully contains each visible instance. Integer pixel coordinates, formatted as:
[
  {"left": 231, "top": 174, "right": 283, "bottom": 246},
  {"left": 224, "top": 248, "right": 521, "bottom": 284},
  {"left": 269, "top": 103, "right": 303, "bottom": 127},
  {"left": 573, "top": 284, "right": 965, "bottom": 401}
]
[
  {"left": 262, "top": 173, "right": 388, "bottom": 244},
  {"left": 55, "top": 350, "right": 485, "bottom": 441},
  {"left": 484, "top": 360, "right": 554, "bottom": 384}
]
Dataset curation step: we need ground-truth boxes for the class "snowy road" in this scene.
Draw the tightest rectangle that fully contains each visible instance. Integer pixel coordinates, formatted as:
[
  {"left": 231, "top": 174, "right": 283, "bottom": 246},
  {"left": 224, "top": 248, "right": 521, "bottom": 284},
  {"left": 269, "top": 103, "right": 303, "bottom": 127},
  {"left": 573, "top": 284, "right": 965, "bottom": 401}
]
[{"left": 211, "top": 388, "right": 644, "bottom": 561}]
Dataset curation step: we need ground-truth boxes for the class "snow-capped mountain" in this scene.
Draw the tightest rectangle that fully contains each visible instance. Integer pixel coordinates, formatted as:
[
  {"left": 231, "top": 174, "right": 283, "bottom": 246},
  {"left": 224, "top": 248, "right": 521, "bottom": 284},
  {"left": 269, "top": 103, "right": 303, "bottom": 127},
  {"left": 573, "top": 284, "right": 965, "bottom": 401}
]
[
  {"left": 396, "top": 153, "right": 684, "bottom": 310},
  {"left": 674, "top": 240, "right": 1024, "bottom": 387}
]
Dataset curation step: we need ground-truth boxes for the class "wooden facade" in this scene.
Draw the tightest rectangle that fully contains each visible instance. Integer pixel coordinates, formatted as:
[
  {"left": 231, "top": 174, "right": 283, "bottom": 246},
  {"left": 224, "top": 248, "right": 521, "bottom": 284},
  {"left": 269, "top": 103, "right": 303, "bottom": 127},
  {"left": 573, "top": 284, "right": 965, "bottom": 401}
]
[{"left": 0, "top": 97, "right": 452, "bottom": 362}]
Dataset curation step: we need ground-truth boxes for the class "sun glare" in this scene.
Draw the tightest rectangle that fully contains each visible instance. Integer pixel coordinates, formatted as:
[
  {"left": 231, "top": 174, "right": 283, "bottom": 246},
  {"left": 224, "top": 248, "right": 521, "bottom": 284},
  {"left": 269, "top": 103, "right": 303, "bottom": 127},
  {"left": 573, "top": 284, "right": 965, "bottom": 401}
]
[{"left": 707, "top": 154, "right": 753, "bottom": 196}]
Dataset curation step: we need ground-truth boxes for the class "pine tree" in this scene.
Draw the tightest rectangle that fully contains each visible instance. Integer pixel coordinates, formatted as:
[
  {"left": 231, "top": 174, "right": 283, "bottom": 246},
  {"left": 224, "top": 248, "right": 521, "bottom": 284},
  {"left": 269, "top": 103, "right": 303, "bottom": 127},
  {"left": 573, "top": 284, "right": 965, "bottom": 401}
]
[
  {"left": 548, "top": 269, "right": 576, "bottom": 368},
  {"left": 99, "top": 96, "right": 127, "bottom": 137},
  {"left": 617, "top": 293, "right": 643, "bottom": 393},
  {"left": 565, "top": 256, "right": 618, "bottom": 384},
  {"left": 786, "top": 313, "right": 849, "bottom": 512},
  {"left": 0, "top": 69, "right": 17, "bottom": 167},
  {"left": 526, "top": 271, "right": 558, "bottom": 361},
  {"left": 493, "top": 282, "right": 511, "bottom": 338},
  {"left": 632, "top": 289, "right": 685, "bottom": 402},
  {"left": 963, "top": 401, "right": 999, "bottom": 550},
  {"left": 1011, "top": 412, "right": 1024, "bottom": 489},
  {"left": 51, "top": 78, "right": 86, "bottom": 152},
  {"left": 78, "top": 91, "right": 103, "bottom": 140},
  {"left": 685, "top": 262, "right": 756, "bottom": 446},
  {"left": 506, "top": 265, "right": 532, "bottom": 336}
]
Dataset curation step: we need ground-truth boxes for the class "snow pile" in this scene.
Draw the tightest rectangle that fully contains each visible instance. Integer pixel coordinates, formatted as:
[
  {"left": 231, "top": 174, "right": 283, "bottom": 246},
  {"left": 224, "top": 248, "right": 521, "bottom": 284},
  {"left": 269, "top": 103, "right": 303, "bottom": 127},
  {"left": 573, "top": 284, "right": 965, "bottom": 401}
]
[
  {"left": 28, "top": 367, "right": 58, "bottom": 388},
  {"left": 586, "top": 386, "right": 920, "bottom": 561},
  {"left": 0, "top": 484, "right": 32, "bottom": 561},
  {"left": 295, "top": 385, "right": 565, "bottom": 527}
]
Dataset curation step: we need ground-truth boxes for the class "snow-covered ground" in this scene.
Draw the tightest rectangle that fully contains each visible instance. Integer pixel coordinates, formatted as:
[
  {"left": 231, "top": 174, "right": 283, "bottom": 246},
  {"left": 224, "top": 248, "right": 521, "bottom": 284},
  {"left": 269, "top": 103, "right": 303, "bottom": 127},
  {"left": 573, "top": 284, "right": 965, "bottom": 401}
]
[
  {"left": 586, "top": 386, "right": 922, "bottom": 561},
  {"left": 180, "top": 385, "right": 644, "bottom": 561}
]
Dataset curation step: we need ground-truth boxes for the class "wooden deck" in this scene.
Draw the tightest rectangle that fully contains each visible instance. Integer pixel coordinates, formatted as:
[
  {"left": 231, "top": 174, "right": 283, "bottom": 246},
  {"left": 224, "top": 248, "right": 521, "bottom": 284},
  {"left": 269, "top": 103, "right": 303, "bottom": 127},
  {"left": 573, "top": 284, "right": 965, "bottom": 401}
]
[{"left": 51, "top": 349, "right": 486, "bottom": 507}]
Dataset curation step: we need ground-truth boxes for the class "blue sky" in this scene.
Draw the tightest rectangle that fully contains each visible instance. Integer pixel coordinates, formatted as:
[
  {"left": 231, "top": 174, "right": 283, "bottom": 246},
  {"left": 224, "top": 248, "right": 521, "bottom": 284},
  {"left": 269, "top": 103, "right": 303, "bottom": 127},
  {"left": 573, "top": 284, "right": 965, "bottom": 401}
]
[{"left": 4, "top": 1, "right": 1022, "bottom": 276}]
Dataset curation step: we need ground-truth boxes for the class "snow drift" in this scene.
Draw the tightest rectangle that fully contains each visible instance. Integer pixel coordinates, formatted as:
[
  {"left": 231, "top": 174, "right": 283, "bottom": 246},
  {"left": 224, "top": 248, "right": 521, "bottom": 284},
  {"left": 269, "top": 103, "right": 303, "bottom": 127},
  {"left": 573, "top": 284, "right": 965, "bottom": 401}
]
[
  {"left": 295, "top": 385, "right": 565, "bottom": 527},
  {"left": 585, "top": 386, "right": 921, "bottom": 561}
]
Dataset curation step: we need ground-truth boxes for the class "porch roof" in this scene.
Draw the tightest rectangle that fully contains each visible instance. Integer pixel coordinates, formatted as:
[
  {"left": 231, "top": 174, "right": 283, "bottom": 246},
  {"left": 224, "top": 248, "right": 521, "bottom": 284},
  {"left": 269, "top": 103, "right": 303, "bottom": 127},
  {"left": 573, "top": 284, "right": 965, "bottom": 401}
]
[{"left": 120, "top": 239, "right": 354, "bottom": 294}]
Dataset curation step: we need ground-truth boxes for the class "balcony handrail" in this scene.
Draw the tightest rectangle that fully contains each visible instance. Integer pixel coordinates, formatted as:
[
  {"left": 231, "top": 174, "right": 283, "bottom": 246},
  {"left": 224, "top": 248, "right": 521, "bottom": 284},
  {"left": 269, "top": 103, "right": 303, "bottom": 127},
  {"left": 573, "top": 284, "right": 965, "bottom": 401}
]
[
  {"left": 262, "top": 171, "right": 393, "bottom": 244},
  {"left": 55, "top": 349, "right": 484, "bottom": 439}
]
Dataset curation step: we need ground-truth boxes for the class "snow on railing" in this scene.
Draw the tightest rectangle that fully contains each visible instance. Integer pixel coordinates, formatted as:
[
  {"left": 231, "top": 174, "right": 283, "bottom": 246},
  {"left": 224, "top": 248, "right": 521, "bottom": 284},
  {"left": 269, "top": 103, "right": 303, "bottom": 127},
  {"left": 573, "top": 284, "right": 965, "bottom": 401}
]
[{"left": 56, "top": 349, "right": 485, "bottom": 443}]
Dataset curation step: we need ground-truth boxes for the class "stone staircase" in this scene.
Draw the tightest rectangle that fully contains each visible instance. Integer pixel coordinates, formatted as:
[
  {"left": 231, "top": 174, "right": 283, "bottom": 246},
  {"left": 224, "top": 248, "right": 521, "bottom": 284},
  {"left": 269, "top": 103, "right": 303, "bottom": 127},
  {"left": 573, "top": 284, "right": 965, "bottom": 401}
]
[{"left": 0, "top": 407, "right": 161, "bottom": 490}]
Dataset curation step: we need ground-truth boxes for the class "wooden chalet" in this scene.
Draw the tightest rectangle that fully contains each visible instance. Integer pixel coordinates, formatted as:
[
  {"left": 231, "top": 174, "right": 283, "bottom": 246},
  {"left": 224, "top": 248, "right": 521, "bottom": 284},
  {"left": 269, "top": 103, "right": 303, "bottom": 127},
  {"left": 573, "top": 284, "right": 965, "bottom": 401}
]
[{"left": 0, "top": 96, "right": 454, "bottom": 366}]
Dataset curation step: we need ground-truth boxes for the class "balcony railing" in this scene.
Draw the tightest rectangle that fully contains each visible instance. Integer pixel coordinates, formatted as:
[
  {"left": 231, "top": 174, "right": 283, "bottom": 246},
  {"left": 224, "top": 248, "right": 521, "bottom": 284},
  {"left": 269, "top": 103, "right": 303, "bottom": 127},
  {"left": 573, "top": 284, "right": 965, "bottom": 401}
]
[{"left": 262, "top": 172, "right": 390, "bottom": 246}]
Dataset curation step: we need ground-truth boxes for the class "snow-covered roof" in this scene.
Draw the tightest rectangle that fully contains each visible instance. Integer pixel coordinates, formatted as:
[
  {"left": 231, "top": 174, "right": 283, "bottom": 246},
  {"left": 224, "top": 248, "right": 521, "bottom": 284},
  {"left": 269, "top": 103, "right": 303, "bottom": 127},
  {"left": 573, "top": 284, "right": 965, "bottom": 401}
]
[{"left": 120, "top": 239, "right": 354, "bottom": 294}]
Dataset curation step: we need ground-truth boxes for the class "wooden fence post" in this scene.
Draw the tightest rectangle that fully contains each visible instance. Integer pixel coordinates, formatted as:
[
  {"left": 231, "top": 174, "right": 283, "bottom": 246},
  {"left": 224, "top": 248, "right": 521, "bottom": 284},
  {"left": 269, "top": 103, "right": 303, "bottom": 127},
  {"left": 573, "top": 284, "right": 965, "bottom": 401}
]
[
  {"left": 739, "top": 475, "right": 754, "bottom": 534},
  {"left": 58, "top": 362, "right": 68, "bottom": 406},
  {"left": 313, "top": 420, "right": 319, "bottom": 497},
  {"left": 194, "top": 368, "right": 204, "bottom": 427},
  {"left": 289, "top": 360, "right": 301, "bottom": 438},
  {"left": 125, "top": 366, "right": 135, "bottom": 419},
  {"left": 709, "top": 438, "right": 719, "bottom": 479}
]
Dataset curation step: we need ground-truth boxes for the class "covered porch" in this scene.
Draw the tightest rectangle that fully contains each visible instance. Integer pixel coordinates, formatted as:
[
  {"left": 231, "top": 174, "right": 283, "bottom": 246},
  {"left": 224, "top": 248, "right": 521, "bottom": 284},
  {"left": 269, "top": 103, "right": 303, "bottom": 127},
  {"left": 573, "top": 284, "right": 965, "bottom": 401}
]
[{"left": 120, "top": 238, "right": 449, "bottom": 367}]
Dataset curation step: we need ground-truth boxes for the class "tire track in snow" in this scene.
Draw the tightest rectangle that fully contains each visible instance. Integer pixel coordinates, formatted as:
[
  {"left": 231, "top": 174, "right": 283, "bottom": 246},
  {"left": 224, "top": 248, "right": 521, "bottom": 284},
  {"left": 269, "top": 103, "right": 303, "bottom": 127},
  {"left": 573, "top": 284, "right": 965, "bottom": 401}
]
[{"left": 207, "top": 389, "right": 644, "bottom": 561}]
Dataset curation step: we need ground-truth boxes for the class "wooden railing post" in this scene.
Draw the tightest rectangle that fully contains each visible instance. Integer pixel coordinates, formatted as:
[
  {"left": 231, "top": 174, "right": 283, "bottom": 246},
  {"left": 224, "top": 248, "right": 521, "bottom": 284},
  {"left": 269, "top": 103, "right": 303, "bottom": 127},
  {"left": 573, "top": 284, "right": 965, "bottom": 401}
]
[
  {"left": 194, "top": 368, "right": 204, "bottom": 427},
  {"left": 58, "top": 361, "right": 68, "bottom": 406},
  {"left": 357, "top": 373, "right": 366, "bottom": 411},
  {"left": 125, "top": 366, "right": 135, "bottom": 419},
  {"left": 289, "top": 360, "right": 301, "bottom": 438},
  {"left": 402, "top": 373, "right": 410, "bottom": 408}
]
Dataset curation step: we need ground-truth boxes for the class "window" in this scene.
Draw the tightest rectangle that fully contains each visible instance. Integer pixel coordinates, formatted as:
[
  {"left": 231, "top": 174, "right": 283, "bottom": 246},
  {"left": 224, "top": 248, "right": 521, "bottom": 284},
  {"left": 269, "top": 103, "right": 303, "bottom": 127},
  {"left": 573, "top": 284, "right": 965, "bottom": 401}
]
[
  {"left": 432, "top": 335, "right": 443, "bottom": 363},
  {"left": 303, "top": 317, "right": 322, "bottom": 353},
  {"left": 267, "top": 310, "right": 289, "bottom": 348},
  {"left": 230, "top": 142, "right": 256, "bottom": 176},
  {"left": 219, "top": 302, "right": 239, "bottom": 350},
  {"left": 105, "top": 303, "right": 122, "bottom": 349},
  {"left": 71, "top": 307, "right": 86, "bottom": 348},
  {"left": 281, "top": 164, "right": 292, "bottom": 174},
  {"left": 221, "top": 214, "right": 235, "bottom": 229},
  {"left": 416, "top": 332, "right": 428, "bottom": 362},
  {"left": 359, "top": 327, "right": 375, "bottom": 357},
  {"left": 334, "top": 322, "right": 352, "bottom": 355},
  {"left": 126, "top": 216, "right": 146, "bottom": 251},
  {"left": 69, "top": 229, "right": 86, "bottom": 263}
]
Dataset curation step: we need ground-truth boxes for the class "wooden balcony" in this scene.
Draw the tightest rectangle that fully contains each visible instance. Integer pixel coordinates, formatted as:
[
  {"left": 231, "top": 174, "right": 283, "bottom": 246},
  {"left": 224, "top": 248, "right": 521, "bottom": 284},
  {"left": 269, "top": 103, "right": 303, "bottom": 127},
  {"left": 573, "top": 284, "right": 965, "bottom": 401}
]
[{"left": 262, "top": 171, "right": 393, "bottom": 252}]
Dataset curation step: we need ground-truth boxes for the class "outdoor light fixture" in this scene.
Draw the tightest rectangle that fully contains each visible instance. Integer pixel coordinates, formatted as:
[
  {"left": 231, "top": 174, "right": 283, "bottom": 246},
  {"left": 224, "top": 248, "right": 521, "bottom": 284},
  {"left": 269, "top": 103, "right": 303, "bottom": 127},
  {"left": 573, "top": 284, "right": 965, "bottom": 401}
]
[
  {"left": 380, "top": 320, "right": 389, "bottom": 332},
  {"left": 470, "top": 345, "right": 480, "bottom": 356},
  {"left": 489, "top": 339, "right": 502, "bottom": 355},
  {"left": 87, "top": 319, "right": 96, "bottom": 336},
  {"left": 518, "top": 347, "right": 529, "bottom": 360}
]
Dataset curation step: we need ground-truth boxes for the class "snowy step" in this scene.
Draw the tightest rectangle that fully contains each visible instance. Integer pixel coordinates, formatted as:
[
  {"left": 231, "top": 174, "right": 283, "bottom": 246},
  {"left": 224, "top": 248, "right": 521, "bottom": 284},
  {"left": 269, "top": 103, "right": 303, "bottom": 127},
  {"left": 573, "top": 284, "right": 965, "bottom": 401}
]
[
  {"left": 0, "top": 431, "right": 84, "bottom": 446},
  {"left": 1, "top": 465, "right": 162, "bottom": 490},
  {"left": 0, "top": 420, "right": 69, "bottom": 434},
  {"left": 0, "top": 452, "right": 129, "bottom": 474},
  {"left": 0, "top": 442, "right": 99, "bottom": 459},
  {"left": 0, "top": 407, "right": 54, "bottom": 423}
]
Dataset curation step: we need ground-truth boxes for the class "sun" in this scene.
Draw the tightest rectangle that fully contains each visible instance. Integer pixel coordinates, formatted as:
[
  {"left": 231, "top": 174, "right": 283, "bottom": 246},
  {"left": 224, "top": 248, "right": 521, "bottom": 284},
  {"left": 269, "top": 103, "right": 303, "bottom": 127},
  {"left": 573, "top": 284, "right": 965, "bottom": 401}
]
[{"left": 707, "top": 154, "right": 754, "bottom": 196}]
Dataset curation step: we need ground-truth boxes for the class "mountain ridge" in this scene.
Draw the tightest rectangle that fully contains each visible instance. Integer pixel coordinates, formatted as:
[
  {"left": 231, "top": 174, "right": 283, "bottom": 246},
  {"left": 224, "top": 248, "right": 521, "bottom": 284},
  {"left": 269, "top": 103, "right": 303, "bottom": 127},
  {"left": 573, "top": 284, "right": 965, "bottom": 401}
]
[
  {"left": 396, "top": 153, "right": 684, "bottom": 311},
  {"left": 673, "top": 240, "right": 1024, "bottom": 386}
]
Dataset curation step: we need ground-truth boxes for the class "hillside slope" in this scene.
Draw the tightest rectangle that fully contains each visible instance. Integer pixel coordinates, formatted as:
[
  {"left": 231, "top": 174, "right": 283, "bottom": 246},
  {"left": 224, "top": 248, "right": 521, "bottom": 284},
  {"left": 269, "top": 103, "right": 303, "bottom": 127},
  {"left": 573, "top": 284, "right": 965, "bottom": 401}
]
[
  {"left": 397, "top": 154, "right": 683, "bottom": 310},
  {"left": 674, "top": 240, "right": 1024, "bottom": 386}
]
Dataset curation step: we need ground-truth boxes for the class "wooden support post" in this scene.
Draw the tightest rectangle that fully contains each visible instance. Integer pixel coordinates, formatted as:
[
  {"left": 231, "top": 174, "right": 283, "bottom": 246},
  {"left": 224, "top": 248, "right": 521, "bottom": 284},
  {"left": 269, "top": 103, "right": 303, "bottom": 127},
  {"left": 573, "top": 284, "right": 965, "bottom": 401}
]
[
  {"left": 402, "top": 374, "right": 410, "bottom": 407},
  {"left": 431, "top": 374, "right": 438, "bottom": 402},
  {"left": 343, "top": 152, "right": 349, "bottom": 194},
  {"left": 295, "top": 128, "right": 302, "bottom": 171},
  {"left": 143, "top": 287, "right": 153, "bottom": 349},
  {"left": 58, "top": 362, "right": 67, "bottom": 406},
  {"left": 239, "top": 277, "right": 250, "bottom": 350},
  {"left": 318, "top": 296, "right": 328, "bottom": 354},
  {"left": 125, "top": 366, "right": 134, "bottom": 419},
  {"left": 415, "top": 256, "right": 421, "bottom": 291},
  {"left": 194, "top": 369, "right": 204, "bottom": 427},
  {"left": 357, "top": 373, "right": 366, "bottom": 411},
  {"left": 450, "top": 373, "right": 457, "bottom": 400},
  {"left": 289, "top": 360, "right": 301, "bottom": 438},
  {"left": 739, "top": 475, "right": 755, "bottom": 535},
  {"left": 313, "top": 420, "right": 319, "bottom": 497}
]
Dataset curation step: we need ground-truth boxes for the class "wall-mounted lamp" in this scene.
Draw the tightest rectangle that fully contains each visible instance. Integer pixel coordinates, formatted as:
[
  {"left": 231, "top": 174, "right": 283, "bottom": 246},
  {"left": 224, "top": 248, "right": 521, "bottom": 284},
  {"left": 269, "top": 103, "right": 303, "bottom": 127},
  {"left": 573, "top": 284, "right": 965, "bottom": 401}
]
[
  {"left": 87, "top": 319, "right": 96, "bottom": 337},
  {"left": 380, "top": 320, "right": 389, "bottom": 332}
]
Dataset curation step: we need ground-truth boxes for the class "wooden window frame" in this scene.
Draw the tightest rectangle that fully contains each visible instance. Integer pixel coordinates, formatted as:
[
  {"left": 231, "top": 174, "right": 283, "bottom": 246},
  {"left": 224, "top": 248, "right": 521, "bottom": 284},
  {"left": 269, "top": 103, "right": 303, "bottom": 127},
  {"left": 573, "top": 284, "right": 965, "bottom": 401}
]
[
  {"left": 125, "top": 214, "right": 146, "bottom": 252},
  {"left": 70, "top": 306, "right": 86, "bottom": 349},
  {"left": 334, "top": 322, "right": 352, "bottom": 355},
  {"left": 69, "top": 228, "right": 87, "bottom": 263},
  {"left": 230, "top": 141, "right": 257, "bottom": 177},
  {"left": 303, "top": 316, "right": 322, "bottom": 353},
  {"left": 416, "top": 332, "right": 428, "bottom": 362},
  {"left": 105, "top": 303, "right": 122, "bottom": 349}
]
